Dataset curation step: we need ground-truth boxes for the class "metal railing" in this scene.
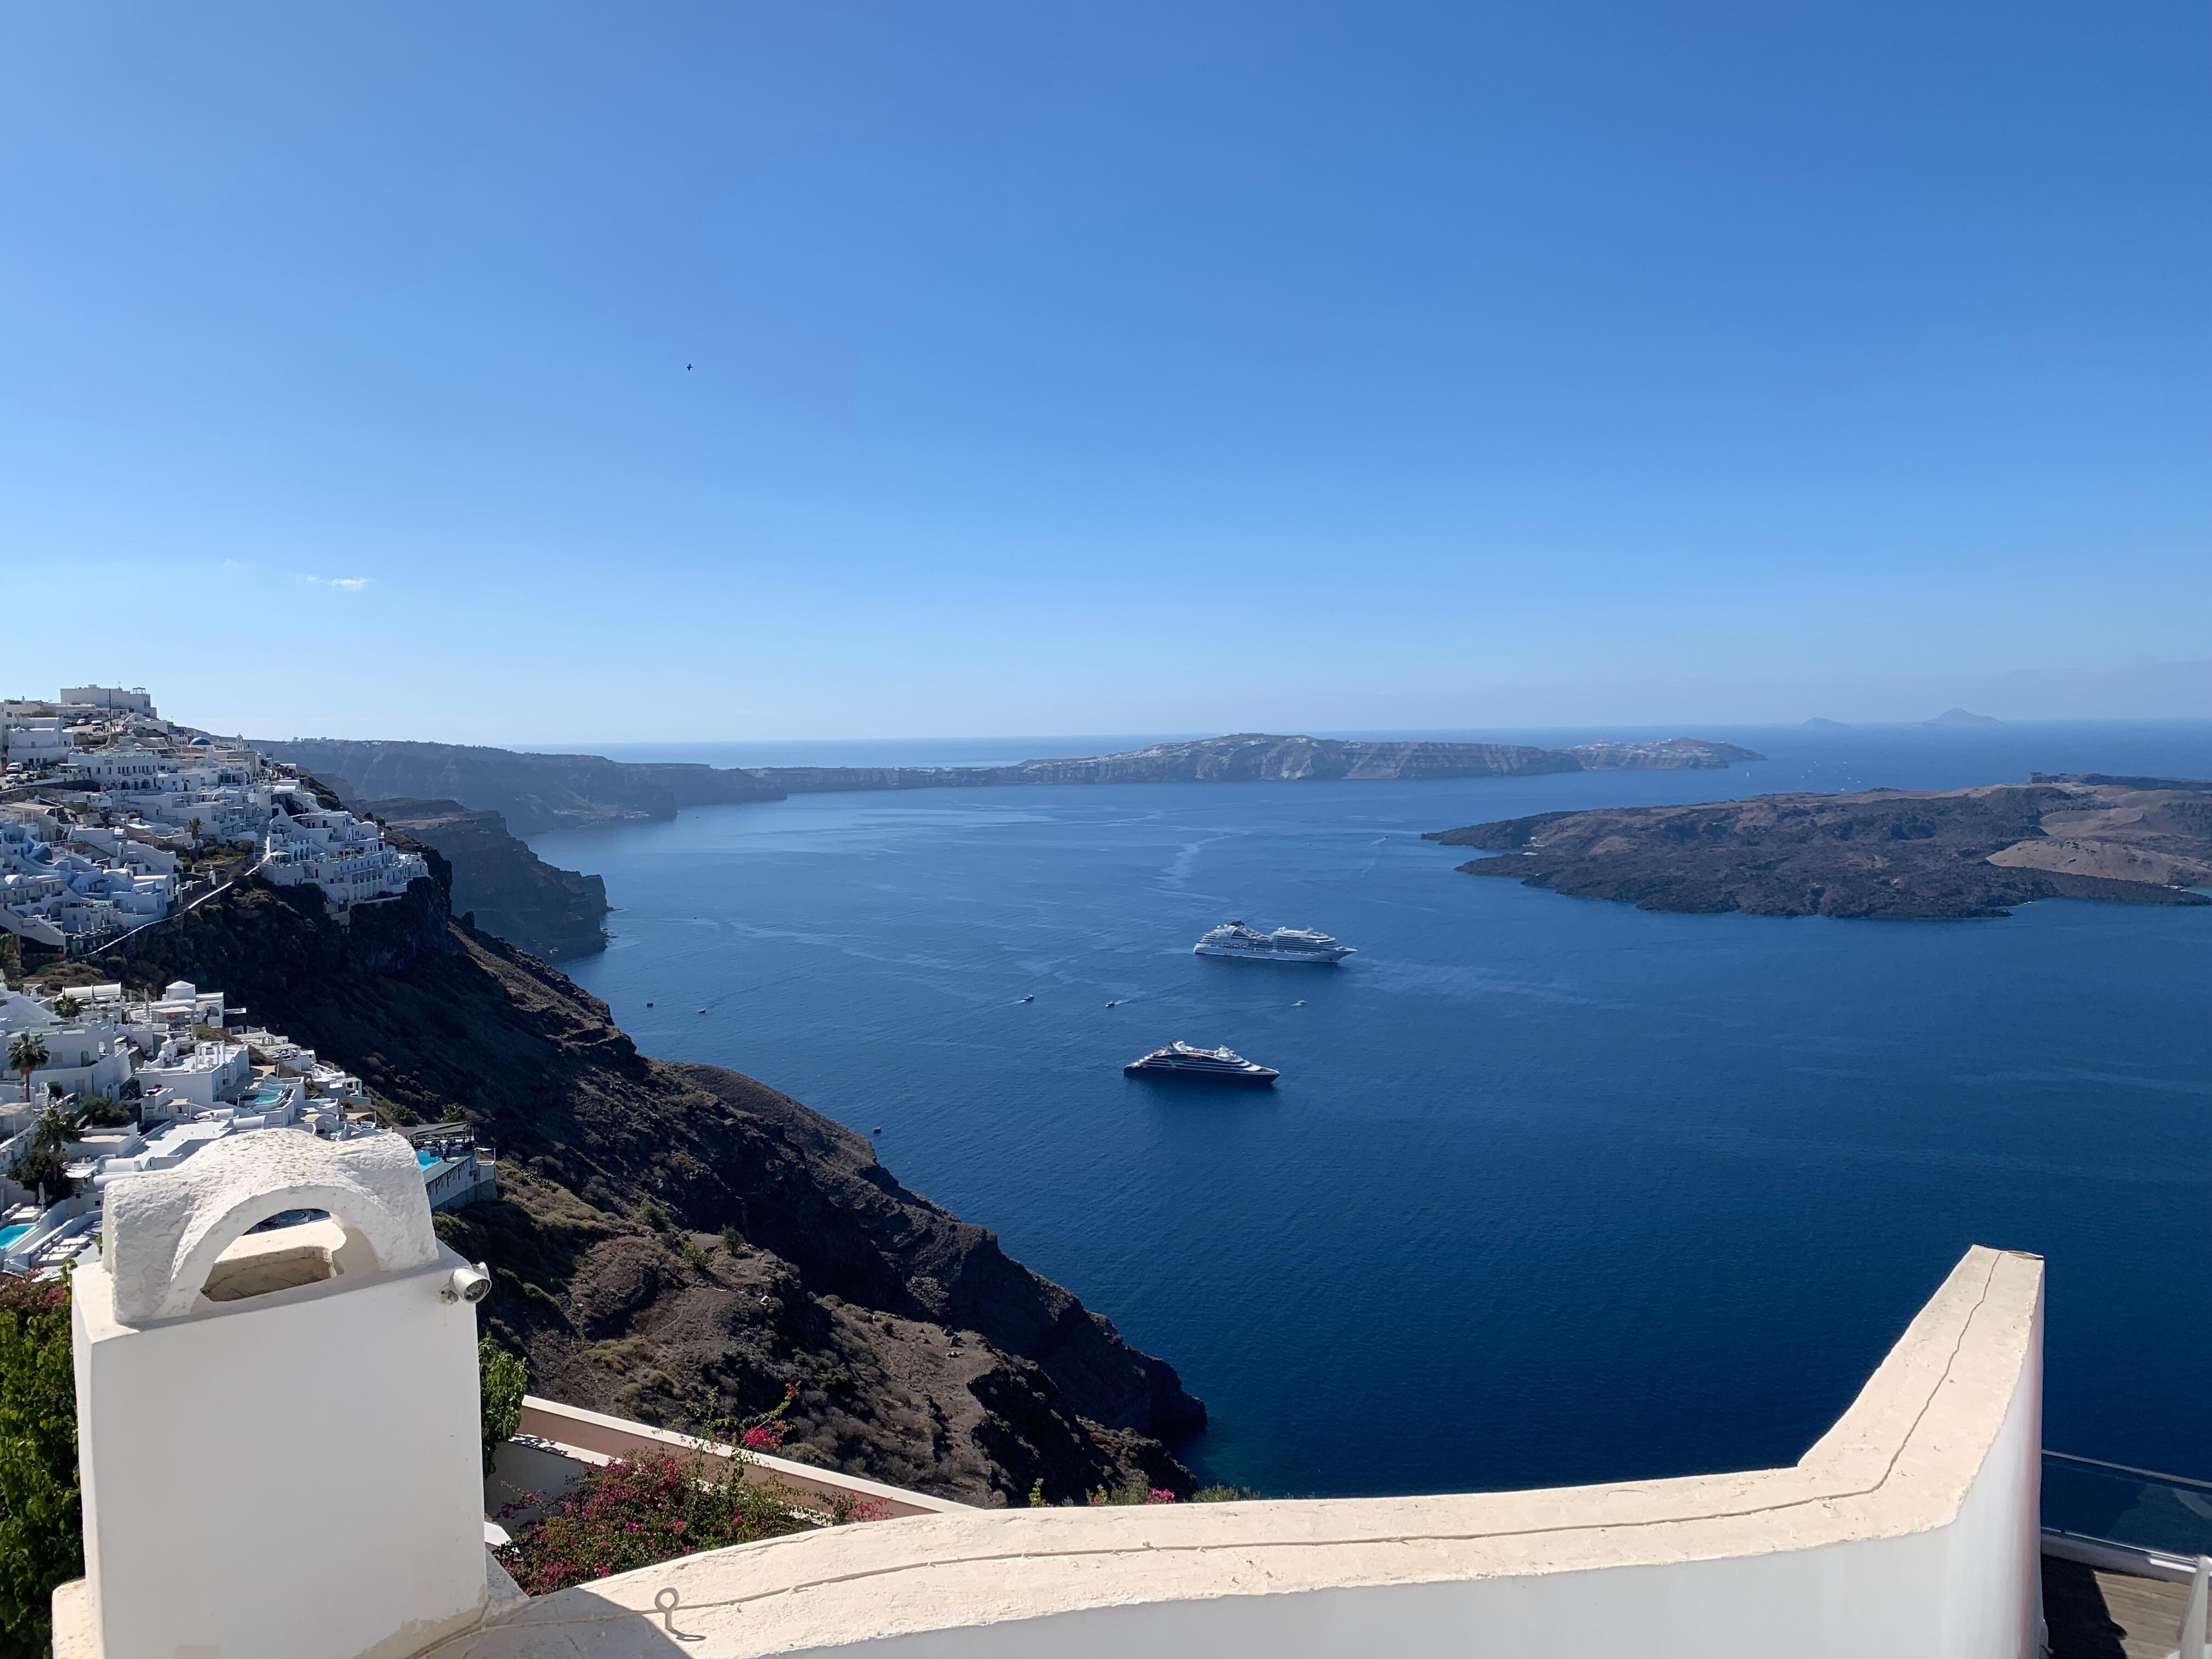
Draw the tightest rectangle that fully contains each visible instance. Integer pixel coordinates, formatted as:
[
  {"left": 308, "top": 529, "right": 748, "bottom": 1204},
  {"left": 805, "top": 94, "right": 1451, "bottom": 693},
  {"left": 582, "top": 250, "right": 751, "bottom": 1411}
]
[{"left": 2043, "top": 1451, "right": 2212, "bottom": 1562}]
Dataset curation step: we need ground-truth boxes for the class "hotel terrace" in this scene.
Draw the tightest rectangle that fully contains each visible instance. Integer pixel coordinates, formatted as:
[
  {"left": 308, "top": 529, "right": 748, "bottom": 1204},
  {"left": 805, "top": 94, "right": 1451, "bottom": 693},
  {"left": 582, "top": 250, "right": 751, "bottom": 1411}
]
[{"left": 19, "top": 1120, "right": 2205, "bottom": 1658}]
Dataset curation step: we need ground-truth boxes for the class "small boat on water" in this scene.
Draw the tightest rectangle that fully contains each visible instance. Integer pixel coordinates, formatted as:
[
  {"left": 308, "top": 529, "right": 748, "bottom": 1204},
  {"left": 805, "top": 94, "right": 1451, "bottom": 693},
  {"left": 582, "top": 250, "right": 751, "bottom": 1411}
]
[
  {"left": 1124, "top": 1042, "right": 1279, "bottom": 1086},
  {"left": 1021, "top": 994, "right": 1034, "bottom": 1002}
]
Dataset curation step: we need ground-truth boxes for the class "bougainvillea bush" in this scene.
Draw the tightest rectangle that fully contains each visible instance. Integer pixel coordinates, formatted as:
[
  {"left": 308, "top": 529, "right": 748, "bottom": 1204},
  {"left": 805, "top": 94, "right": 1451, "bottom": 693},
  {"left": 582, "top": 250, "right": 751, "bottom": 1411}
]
[{"left": 496, "top": 1449, "right": 829, "bottom": 1595}]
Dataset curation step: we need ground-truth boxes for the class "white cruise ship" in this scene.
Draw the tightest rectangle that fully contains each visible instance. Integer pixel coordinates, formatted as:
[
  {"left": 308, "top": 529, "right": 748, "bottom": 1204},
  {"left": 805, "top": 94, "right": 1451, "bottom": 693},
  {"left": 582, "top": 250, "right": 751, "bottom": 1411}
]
[
  {"left": 1193, "top": 920, "right": 1355, "bottom": 963},
  {"left": 1123, "top": 1042, "right": 1279, "bottom": 1084}
]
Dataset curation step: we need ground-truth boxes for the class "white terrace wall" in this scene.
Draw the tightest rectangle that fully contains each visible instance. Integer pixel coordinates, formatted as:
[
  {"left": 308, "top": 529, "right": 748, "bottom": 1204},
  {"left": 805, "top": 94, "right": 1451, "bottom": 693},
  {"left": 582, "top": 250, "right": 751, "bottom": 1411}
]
[
  {"left": 506, "top": 1394, "right": 972, "bottom": 1522},
  {"left": 459, "top": 1247, "right": 2044, "bottom": 1659}
]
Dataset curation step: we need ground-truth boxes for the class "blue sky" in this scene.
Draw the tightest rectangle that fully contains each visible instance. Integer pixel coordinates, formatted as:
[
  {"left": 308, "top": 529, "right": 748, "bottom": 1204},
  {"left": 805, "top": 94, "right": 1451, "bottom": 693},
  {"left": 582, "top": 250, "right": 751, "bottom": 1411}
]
[{"left": 3, "top": 3, "right": 2205, "bottom": 742}]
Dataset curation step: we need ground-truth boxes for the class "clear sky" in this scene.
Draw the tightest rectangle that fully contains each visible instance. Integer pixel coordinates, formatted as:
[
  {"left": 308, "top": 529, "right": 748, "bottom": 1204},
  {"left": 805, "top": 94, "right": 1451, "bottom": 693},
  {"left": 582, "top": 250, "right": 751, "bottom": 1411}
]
[{"left": 3, "top": 3, "right": 2205, "bottom": 743}]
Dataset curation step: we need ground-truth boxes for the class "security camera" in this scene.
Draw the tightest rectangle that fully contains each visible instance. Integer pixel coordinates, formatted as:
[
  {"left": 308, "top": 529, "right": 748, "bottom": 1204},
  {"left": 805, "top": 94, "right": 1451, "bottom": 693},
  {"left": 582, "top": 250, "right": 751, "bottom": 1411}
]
[{"left": 443, "top": 1262, "right": 492, "bottom": 1305}]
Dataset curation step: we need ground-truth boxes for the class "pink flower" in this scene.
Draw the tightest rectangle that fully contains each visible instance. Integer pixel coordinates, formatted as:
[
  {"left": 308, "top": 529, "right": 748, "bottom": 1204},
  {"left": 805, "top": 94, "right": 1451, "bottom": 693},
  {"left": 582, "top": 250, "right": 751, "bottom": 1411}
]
[{"left": 1146, "top": 1489, "right": 1177, "bottom": 1505}]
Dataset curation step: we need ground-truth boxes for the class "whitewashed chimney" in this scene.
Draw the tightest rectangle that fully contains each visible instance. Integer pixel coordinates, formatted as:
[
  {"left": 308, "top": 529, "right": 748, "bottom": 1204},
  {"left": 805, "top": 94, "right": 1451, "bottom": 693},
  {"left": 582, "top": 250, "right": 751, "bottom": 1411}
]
[{"left": 66, "top": 1130, "right": 490, "bottom": 1659}]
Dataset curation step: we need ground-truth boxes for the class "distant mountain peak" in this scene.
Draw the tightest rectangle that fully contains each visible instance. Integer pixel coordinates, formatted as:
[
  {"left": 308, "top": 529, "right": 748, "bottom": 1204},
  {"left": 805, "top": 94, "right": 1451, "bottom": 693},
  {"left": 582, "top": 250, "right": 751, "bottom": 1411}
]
[
  {"left": 1802, "top": 717, "right": 1849, "bottom": 729},
  {"left": 1921, "top": 708, "right": 2003, "bottom": 729}
]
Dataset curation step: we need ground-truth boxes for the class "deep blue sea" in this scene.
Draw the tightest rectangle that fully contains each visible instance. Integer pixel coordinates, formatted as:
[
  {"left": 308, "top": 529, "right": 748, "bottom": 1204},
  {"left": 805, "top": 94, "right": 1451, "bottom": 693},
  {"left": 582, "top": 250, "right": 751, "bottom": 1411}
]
[{"left": 531, "top": 723, "right": 2212, "bottom": 1499}]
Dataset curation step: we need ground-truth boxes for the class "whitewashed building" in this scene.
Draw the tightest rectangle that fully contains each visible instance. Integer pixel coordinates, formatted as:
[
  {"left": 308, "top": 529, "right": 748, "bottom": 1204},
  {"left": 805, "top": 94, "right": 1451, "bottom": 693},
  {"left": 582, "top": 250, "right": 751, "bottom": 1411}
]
[
  {"left": 0, "top": 972, "right": 490, "bottom": 1239},
  {"left": 0, "top": 815, "right": 173, "bottom": 953},
  {"left": 0, "top": 712, "right": 72, "bottom": 771},
  {"left": 261, "top": 803, "right": 431, "bottom": 905},
  {"left": 59, "top": 685, "right": 155, "bottom": 714}
]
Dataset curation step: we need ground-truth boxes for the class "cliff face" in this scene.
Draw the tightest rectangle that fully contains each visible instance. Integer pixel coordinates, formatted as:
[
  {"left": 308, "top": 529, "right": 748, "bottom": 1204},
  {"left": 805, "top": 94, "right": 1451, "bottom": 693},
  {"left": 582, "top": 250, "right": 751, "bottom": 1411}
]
[
  {"left": 757, "top": 733, "right": 1760, "bottom": 788},
  {"left": 1006, "top": 735, "right": 1579, "bottom": 783},
  {"left": 1427, "top": 781, "right": 2212, "bottom": 919},
  {"left": 1560, "top": 738, "right": 1763, "bottom": 770},
  {"left": 362, "top": 797, "right": 609, "bottom": 960},
  {"left": 258, "top": 740, "right": 786, "bottom": 835},
  {"left": 261, "top": 732, "right": 1767, "bottom": 831},
  {"left": 81, "top": 864, "right": 1203, "bottom": 1505}
]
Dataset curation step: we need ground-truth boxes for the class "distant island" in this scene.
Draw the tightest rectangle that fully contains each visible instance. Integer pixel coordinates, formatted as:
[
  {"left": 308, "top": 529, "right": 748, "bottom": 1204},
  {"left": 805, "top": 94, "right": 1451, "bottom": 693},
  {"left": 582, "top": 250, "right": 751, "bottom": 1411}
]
[
  {"left": 261, "top": 732, "right": 1767, "bottom": 836},
  {"left": 1920, "top": 708, "right": 2003, "bottom": 729},
  {"left": 1425, "top": 775, "right": 2212, "bottom": 919}
]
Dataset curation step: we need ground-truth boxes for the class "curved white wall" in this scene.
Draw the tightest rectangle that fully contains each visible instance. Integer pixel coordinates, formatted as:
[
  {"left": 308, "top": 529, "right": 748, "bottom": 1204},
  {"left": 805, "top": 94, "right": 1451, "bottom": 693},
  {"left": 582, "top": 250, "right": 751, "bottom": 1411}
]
[{"left": 455, "top": 1246, "right": 2045, "bottom": 1659}]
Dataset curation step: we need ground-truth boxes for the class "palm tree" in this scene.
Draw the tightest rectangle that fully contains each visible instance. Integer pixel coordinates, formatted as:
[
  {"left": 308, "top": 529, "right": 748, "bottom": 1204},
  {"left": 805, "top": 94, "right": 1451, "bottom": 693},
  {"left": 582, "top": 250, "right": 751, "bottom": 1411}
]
[
  {"left": 28, "top": 1104, "right": 77, "bottom": 1157},
  {"left": 50, "top": 994, "right": 82, "bottom": 1022},
  {"left": 8, "top": 1104, "right": 81, "bottom": 1205},
  {"left": 7, "top": 1031, "right": 47, "bottom": 1105}
]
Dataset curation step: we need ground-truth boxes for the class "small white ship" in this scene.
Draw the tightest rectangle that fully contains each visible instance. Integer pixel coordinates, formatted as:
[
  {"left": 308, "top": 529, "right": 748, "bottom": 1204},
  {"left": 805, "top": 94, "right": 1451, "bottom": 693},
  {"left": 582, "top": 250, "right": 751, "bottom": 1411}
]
[
  {"left": 1193, "top": 920, "right": 1355, "bottom": 964},
  {"left": 1123, "top": 1042, "right": 1279, "bottom": 1085}
]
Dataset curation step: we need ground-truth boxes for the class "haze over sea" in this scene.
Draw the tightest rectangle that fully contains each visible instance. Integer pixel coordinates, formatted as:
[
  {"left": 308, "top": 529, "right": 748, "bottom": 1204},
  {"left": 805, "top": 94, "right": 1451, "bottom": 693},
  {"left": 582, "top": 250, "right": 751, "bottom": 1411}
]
[{"left": 532, "top": 721, "right": 2212, "bottom": 1499}]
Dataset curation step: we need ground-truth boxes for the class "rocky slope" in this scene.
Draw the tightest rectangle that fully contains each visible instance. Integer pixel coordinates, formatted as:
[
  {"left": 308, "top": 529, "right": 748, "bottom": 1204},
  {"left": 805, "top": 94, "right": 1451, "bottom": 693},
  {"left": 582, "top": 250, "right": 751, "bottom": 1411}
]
[
  {"left": 1426, "top": 778, "right": 2212, "bottom": 919},
  {"left": 361, "top": 797, "right": 610, "bottom": 960},
  {"left": 58, "top": 847, "right": 1202, "bottom": 1506}
]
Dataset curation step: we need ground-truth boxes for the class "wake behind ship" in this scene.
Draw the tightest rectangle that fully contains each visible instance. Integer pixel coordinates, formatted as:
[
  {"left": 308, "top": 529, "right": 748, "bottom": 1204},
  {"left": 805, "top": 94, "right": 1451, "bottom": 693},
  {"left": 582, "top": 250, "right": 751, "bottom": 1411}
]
[
  {"left": 1194, "top": 920, "right": 1355, "bottom": 963},
  {"left": 1124, "top": 1042, "right": 1280, "bottom": 1085}
]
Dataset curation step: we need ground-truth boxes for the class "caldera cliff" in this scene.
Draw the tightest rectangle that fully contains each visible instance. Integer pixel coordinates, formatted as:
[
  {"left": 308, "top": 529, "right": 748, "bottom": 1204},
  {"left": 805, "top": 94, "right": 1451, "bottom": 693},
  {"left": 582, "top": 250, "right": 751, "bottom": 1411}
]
[{"left": 50, "top": 833, "right": 1203, "bottom": 1506}]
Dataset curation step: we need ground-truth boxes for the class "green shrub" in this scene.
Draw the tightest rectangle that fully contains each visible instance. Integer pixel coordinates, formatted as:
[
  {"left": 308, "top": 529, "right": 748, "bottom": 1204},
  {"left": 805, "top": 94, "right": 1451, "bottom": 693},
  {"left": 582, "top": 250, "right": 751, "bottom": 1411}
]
[
  {"left": 75, "top": 1094, "right": 133, "bottom": 1130},
  {"left": 0, "top": 1275, "right": 79, "bottom": 1659},
  {"left": 479, "top": 1339, "right": 528, "bottom": 1475}
]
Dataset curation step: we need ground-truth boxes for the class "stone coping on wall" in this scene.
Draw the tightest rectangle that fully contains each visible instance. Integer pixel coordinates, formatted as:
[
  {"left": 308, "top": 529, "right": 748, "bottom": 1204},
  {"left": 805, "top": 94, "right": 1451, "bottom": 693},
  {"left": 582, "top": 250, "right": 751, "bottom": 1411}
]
[{"left": 425, "top": 1245, "right": 2042, "bottom": 1658}]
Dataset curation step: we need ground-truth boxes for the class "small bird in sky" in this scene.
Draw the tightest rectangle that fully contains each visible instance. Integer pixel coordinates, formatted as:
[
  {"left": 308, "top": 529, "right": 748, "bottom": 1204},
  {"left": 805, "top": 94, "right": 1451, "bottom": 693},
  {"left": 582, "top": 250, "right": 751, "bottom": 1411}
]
[{"left": 686, "top": 363, "right": 693, "bottom": 370}]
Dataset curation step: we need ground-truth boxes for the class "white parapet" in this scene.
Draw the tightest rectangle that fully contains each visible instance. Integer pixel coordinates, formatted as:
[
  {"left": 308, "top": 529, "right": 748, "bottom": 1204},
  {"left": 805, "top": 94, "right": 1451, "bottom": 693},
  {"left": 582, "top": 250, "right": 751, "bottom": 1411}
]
[
  {"left": 448, "top": 1245, "right": 2044, "bottom": 1659},
  {"left": 61, "top": 1130, "right": 493, "bottom": 1659}
]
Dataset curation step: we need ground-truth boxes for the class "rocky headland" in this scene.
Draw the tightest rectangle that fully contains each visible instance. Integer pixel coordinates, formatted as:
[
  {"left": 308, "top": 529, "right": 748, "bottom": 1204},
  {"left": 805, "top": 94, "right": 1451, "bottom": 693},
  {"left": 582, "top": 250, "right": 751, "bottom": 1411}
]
[
  {"left": 44, "top": 828, "right": 1203, "bottom": 1506},
  {"left": 258, "top": 740, "right": 786, "bottom": 836},
  {"left": 360, "top": 797, "right": 611, "bottom": 960},
  {"left": 1425, "top": 776, "right": 2212, "bottom": 919}
]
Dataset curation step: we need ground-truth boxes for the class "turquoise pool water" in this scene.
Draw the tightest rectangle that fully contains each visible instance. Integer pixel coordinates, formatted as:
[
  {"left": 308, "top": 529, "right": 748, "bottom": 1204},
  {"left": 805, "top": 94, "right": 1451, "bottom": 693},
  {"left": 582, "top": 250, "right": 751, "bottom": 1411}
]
[
  {"left": 0, "top": 1224, "right": 33, "bottom": 1250},
  {"left": 416, "top": 1150, "right": 439, "bottom": 1169}
]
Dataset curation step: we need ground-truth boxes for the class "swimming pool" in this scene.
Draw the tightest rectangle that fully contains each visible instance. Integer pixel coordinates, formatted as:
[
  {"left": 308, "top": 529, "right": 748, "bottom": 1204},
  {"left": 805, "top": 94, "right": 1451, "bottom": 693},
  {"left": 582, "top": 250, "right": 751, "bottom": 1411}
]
[{"left": 0, "top": 1223, "right": 33, "bottom": 1251}]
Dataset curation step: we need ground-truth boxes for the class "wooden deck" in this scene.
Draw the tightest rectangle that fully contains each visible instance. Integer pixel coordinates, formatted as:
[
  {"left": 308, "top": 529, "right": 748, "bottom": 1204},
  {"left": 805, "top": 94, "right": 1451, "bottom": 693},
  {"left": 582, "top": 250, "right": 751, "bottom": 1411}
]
[{"left": 2045, "top": 1557, "right": 2192, "bottom": 1658}]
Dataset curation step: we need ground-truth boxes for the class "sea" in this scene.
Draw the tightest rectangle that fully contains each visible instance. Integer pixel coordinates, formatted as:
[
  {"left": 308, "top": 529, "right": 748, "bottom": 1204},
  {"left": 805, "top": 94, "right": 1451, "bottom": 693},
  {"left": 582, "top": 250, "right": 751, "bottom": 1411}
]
[{"left": 527, "top": 721, "right": 2212, "bottom": 1500}]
